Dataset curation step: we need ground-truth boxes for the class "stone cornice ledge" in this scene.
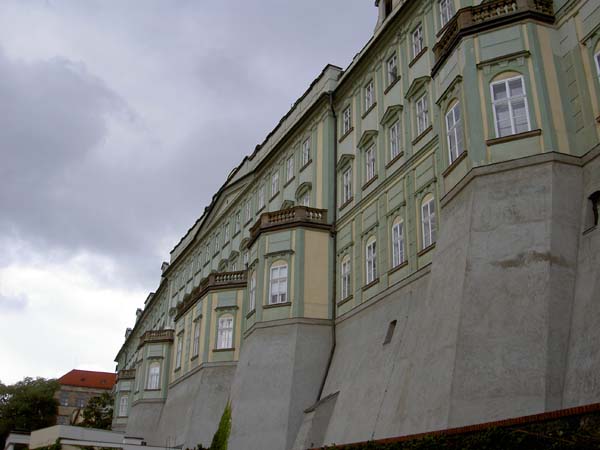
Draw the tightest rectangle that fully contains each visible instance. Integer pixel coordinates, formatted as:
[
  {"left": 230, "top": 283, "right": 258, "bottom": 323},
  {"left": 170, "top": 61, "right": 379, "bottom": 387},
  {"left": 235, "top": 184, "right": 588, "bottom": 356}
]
[
  {"left": 243, "top": 317, "right": 332, "bottom": 340},
  {"left": 440, "top": 149, "right": 600, "bottom": 209}
]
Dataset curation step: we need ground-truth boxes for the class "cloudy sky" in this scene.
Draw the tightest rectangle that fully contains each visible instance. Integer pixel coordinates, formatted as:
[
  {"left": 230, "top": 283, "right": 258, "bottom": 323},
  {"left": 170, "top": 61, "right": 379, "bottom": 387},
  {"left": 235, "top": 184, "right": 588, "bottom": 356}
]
[{"left": 0, "top": 0, "right": 376, "bottom": 384}]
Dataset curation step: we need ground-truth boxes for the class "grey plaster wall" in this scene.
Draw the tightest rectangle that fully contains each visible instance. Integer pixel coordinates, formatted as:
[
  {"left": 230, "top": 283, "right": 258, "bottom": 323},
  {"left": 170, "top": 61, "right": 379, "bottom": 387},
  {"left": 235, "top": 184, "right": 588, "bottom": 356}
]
[
  {"left": 125, "top": 400, "right": 164, "bottom": 440},
  {"left": 228, "top": 319, "right": 332, "bottom": 450}
]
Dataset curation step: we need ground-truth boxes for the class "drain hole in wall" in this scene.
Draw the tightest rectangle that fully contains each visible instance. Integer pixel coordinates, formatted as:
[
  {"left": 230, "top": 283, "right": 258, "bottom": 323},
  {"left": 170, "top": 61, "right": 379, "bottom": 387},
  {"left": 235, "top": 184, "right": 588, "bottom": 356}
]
[{"left": 383, "top": 320, "right": 397, "bottom": 345}]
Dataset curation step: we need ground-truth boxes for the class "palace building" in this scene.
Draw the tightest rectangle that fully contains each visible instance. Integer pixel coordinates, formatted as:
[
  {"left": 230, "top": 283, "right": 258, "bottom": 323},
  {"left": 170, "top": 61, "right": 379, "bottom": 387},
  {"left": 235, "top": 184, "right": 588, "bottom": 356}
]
[{"left": 112, "top": 1, "right": 600, "bottom": 449}]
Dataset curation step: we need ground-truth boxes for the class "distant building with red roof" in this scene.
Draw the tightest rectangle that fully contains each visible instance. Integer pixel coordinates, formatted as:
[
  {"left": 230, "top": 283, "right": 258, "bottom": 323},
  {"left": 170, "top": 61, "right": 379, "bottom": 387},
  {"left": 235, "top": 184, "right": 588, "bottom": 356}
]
[{"left": 55, "top": 370, "right": 116, "bottom": 425}]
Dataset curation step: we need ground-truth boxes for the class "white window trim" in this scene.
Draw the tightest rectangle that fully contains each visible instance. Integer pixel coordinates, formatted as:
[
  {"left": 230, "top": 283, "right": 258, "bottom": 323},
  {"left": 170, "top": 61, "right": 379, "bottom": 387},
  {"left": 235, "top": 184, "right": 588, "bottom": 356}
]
[
  {"left": 421, "top": 197, "right": 437, "bottom": 249},
  {"left": 439, "top": 0, "right": 454, "bottom": 28},
  {"left": 216, "top": 315, "right": 234, "bottom": 349},
  {"left": 342, "top": 106, "right": 352, "bottom": 134},
  {"left": 302, "top": 138, "right": 311, "bottom": 166},
  {"left": 445, "top": 102, "right": 464, "bottom": 164},
  {"left": 490, "top": 75, "right": 532, "bottom": 138},
  {"left": 258, "top": 186, "right": 265, "bottom": 209},
  {"left": 271, "top": 172, "right": 279, "bottom": 197},
  {"left": 595, "top": 51, "right": 600, "bottom": 80},
  {"left": 249, "top": 272, "right": 256, "bottom": 311},
  {"left": 119, "top": 395, "right": 128, "bottom": 417},
  {"left": 390, "top": 120, "right": 401, "bottom": 160},
  {"left": 387, "top": 54, "right": 398, "bottom": 86},
  {"left": 416, "top": 94, "right": 429, "bottom": 135},
  {"left": 300, "top": 191, "right": 310, "bottom": 207},
  {"left": 365, "top": 146, "right": 376, "bottom": 182},
  {"left": 365, "top": 80, "right": 375, "bottom": 111},
  {"left": 192, "top": 321, "right": 201, "bottom": 357},
  {"left": 175, "top": 336, "right": 183, "bottom": 368},
  {"left": 269, "top": 263, "right": 288, "bottom": 304},
  {"left": 342, "top": 166, "right": 353, "bottom": 204},
  {"left": 412, "top": 24, "right": 423, "bottom": 58},
  {"left": 392, "top": 221, "right": 405, "bottom": 268},
  {"left": 286, "top": 156, "right": 295, "bottom": 182},
  {"left": 341, "top": 257, "right": 351, "bottom": 299},
  {"left": 147, "top": 363, "right": 160, "bottom": 390},
  {"left": 366, "top": 239, "right": 377, "bottom": 285}
]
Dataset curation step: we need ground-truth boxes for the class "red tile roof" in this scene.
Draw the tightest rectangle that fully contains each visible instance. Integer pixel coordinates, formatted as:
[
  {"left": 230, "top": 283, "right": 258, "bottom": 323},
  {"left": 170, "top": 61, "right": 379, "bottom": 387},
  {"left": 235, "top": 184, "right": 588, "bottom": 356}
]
[{"left": 58, "top": 369, "right": 116, "bottom": 389}]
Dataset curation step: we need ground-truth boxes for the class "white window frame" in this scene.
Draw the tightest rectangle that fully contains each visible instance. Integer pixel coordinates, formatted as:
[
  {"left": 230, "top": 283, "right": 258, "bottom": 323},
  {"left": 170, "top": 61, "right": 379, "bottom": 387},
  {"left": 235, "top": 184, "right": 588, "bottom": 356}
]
[
  {"left": 118, "top": 395, "right": 128, "bottom": 417},
  {"left": 214, "top": 233, "right": 220, "bottom": 253},
  {"left": 249, "top": 272, "right": 256, "bottom": 312},
  {"left": 342, "top": 167, "right": 353, "bottom": 204},
  {"left": 389, "top": 120, "right": 401, "bottom": 160},
  {"left": 595, "top": 51, "right": 600, "bottom": 80},
  {"left": 269, "top": 263, "right": 288, "bottom": 305},
  {"left": 300, "top": 191, "right": 310, "bottom": 207},
  {"left": 243, "top": 251, "right": 249, "bottom": 268},
  {"left": 216, "top": 315, "right": 233, "bottom": 349},
  {"left": 387, "top": 54, "right": 398, "bottom": 86},
  {"left": 224, "top": 222, "right": 230, "bottom": 243},
  {"left": 445, "top": 102, "right": 464, "bottom": 164},
  {"left": 365, "top": 146, "right": 376, "bottom": 182},
  {"left": 421, "top": 196, "right": 437, "bottom": 249},
  {"left": 245, "top": 201, "right": 251, "bottom": 222},
  {"left": 147, "top": 362, "right": 160, "bottom": 390},
  {"left": 271, "top": 171, "right": 279, "bottom": 197},
  {"left": 341, "top": 257, "right": 351, "bottom": 299},
  {"left": 412, "top": 24, "right": 423, "bottom": 58},
  {"left": 235, "top": 212, "right": 241, "bottom": 233},
  {"left": 258, "top": 186, "right": 265, "bottom": 210},
  {"left": 302, "top": 138, "right": 311, "bottom": 166},
  {"left": 490, "top": 75, "right": 531, "bottom": 138},
  {"left": 392, "top": 220, "right": 405, "bottom": 268},
  {"left": 175, "top": 335, "right": 183, "bottom": 368},
  {"left": 366, "top": 239, "right": 377, "bottom": 285},
  {"left": 439, "top": 0, "right": 454, "bottom": 28},
  {"left": 342, "top": 106, "right": 352, "bottom": 135},
  {"left": 365, "top": 80, "right": 375, "bottom": 111},
  {"left": 286, "top": 156, "right": 295, "bottom": 182},
  {"left": 192, "top": 321, "right": 201, "bottom": 357},
  {"left": 416, "top": 94, "right": 429, "bottom": 135}
]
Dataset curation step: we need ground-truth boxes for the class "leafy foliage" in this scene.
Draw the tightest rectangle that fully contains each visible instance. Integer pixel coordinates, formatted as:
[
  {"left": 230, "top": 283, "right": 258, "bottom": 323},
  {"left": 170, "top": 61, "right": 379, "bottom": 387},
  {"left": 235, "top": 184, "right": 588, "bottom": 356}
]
[
  {"left": 209, "top": 402, "right": 232, "bottom": 450},
  {"left": 80, "top": 392, "right": 113, "bottom": 430},
  {"left": 0, "top": 377, "right": 59, "bottom": 450}
]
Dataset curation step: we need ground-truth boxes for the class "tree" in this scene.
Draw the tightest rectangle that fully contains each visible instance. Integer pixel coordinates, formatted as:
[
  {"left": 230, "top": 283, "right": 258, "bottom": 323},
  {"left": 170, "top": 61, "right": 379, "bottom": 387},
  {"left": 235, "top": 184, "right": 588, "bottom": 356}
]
[
  {"left": 209, "top": 402, "right": 231, "bottom": 450},
  {"left": 0, "top": 377, "right": 59, "bottom": 450},
  {"left": 80, "top": 392, "right": 113, "bottom": 430}
]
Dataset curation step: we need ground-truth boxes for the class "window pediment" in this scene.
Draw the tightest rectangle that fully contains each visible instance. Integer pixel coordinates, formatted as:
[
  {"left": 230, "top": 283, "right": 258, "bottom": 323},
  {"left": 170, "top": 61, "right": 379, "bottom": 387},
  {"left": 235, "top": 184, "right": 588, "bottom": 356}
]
[
  {"left": 295, "top": 182, "right": 312, "bottom": 199},
  {"left": 380, "top": 104, "right": 403, "bottom": 125},
  {"left": 405, "top": 76, "right": 430, "bottom": 100},
  {"left": 357, "top": 129, "right": 378, "bottom": 149},
  {"left": 337, "top": 154, "right": 355, "bottom": 172}
]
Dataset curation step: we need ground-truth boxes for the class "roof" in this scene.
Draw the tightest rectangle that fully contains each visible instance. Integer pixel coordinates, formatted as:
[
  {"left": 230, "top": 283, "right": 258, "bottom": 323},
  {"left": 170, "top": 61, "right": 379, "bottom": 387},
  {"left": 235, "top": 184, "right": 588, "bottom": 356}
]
[{"left": 58, "top": 370, "right": 116, "bottom": 390}]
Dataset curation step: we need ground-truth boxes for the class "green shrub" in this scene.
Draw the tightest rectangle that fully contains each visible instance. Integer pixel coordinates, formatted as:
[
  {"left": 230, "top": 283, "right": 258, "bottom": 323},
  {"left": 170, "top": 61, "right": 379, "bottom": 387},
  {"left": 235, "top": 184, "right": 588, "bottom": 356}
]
[{"left": 209, "top": 402, "right": 232, "bottom": 450}]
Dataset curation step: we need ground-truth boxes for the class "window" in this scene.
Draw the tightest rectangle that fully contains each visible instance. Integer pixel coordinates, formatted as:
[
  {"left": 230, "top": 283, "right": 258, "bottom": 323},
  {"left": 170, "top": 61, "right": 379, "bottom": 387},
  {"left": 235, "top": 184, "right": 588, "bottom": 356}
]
[
  {"left": 439, "top": 0, "right": 454, "bottom": 28},
  {"left": 341, "top": 257, "right": 351, "bottom": 299},
  {"left": 589, "top": 191, "right": 600, "bottom": 228},
  {"left": 231, "top": 261, "right": 237, "bottom": 271},
  {"left": 147, "top": 362, "right": 160, "bottom": 390},
  {"left": 412, "top": 24, "right": 423, "bottom": 58},
  {"left": 387, "top": 54, "right": 398, "bottom": 86},
  {"left": 366, "top": 239, "right": 377, "bottom": 284},
  {"left": 392, "top": 220, "right": 405, "bottom": 268},
  {"left": 384, "top": 0, "right": 393, "bottom": 17},
  {"left": 60, "top": 393, "right": 69, "bottom": 406},
  {"left": 258, "top": 186, "right": 265, "bottom": 210},
  {"left": 175, "top": 335, "right": 183, "bottom": 368},
  {"left": 224, "top": 223, "right": 230, "bottom": 243},
  {"left": 269, "top": 263, "right": 288, "bottom": 304},
  {"left": 421, "top": 196, "right": 437, "bottom": 249},
  {"left": 595, "top": 52, "right": 600, "bottom": 80},
  {"left": 119, "top": 395, "right": 128, "bottom": 417},
  {"left": 390, "top": 120, "right": 401, "bottom": 159},
  {"left": 342, "top": 106, "right": 352, "bottom": 135},
  {"left": 245, "top": 201, "right": 251, "bottom": 222},
  {"left": 217, "top": 315, "right": 233, "bottom": 349},
  {"left": 235, "top": 212, "right": 241, "bottom": 233},
  {"left": 77, "top": 397, "right": 86, "bottom": 408},
  {"left": 300, "top": 191, "right": 310, "bottom": 207},
  {"left": 342, "top": 167, "right": 353, "bottom": 204},
  {"left": 243, "top": 251, "right": 249, "bottom": 268},
  {"left": 214, "top": 233, "right": 220, "bottom": 253},
  {"left": 205, "top": 245, "right": 211, "bottom": 264},
  {"left": 271, "top": 172, "right": 279, "bottom": 197},
  {"left": 286, "top": 156, "right": 295, "bottom": 182},
  {"left": 365, "top": 146, "right": 376, "bottom": 182},
  {"left": 491, "top": 75, "right": 531, "bottom": 138},
  {"left": 446, "top": 102, "right": 464, "bottom": 163},
  {"left": 365, "top": 80, "right": 375, "bottom": 111},
  {"left": 302, "top": 138, "right": 311, "bottom": 166},
  {"left": 192, "top": 321, "right": 201, "bottom": 357},
  {"left": 416, "top": 94, "right": 429, "bottom": 135},
  {"left": 249, "top": 271, "right": 256, "bottom": 311}
]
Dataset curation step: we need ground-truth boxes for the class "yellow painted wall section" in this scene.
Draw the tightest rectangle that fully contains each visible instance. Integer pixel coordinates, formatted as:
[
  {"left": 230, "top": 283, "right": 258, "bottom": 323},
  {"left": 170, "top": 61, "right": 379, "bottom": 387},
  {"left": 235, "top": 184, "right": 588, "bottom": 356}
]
[{"left": 303, "top": 230, "right": 330, "bottom": 319}]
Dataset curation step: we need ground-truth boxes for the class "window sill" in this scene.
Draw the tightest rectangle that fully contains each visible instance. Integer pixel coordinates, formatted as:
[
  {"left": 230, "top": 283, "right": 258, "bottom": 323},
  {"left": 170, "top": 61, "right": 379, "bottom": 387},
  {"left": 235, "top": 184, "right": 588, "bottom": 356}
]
[
  {"left": 257, "top": 206, "right": 265, "bottom": 214},
  {"left": 144, "top": 388, "right": 161, "bottom": 392},
  {"left": 384, "top": 76, "right": 401, "bottom": 95},
  {"left": 246, "top": 309, "right": 256, "bottom": 319},
  {"left": 269, "top": 192, "right": 279, "bottom": 202},
  {"left": 411, "top": 125, "right": 433, "bottom": 146},
  {"left": 337, "top": 295, "right": 353, "bottom": 307},
  {"left": 300, "top": 159, "right": 312, "bottom": 173},
  {"left": 362, "top": 102, "right": 377, "bottom": 119},
  {"left": 409, "top": 46, "right": 428, "bottom": 68},
  {"left": 339, "top": 197, "right": 354, "bottom": 211},
  {"left": 263, "top": 301, "right": 292, "bottom": 309},
  {"left": 486, "top": 129, "right": 541, "bottom": 146},
  {"left": 215, "top": 305, "right": 239, "bottom": 311},
  {"left": 386, "top": 151, "right": 404, "bottom": 169},
  {"left": 362, "top": 278, "right": 380, "bottom": 292},
  {"left": 190, "top": 355, "right": 199, "bottom": 361},
  {"left": 284, "top": 177, "right": 295, "bottom": 188},
  {"left": 442, "top": 150, "right": 468, "bottom": 177},
  {"left": 213, "top": 347, "right": 235, "bottom": 353},
  {"left": 232, "top": 230, "right": 241, "bottom": 239},
  {"left": 174, "top": 367, "right": 181, "bottom": 372},
  {"left": 339, "top": 127, "right": 354, "bottom": 143},
  {"left": 583, "top": 225, "right": 597, "bottom": 236},
  {"left": 362, "top": 174, "right": 379, "bottom": 191},
  {"left": 417, "top": 243, "right": 436, "bottom": 257},
  {"left": 388, "top": 260, "right": 408, "bottom": 275},
  {"left": 244, "top": 219, "right": 253, "bottom": 227}
]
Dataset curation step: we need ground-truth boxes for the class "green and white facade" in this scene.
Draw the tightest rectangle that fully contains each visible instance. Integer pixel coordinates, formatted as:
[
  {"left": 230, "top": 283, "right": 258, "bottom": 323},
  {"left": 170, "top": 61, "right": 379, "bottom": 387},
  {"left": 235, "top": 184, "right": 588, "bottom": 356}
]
[{"left": 112, "top": 0, "right": 600, "bottom": 448}]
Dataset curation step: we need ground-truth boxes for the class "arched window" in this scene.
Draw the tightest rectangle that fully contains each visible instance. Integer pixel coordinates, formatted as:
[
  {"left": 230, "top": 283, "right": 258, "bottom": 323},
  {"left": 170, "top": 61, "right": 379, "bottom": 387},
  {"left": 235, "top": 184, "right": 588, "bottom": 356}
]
[
  {"left": 118, "top": 395, "right": 128, "bottom": 417},
  {"left": 147, "top": 362, "right": 160, "bottom": 390},
  {"left": 365, "top": 237, "right": 377, "bottom": 284},
  {"left": 421, "top": 195, "right": 436, "bottom": 249},
  {"left": 341, "top": 256, "right": 351, "bottom": 300},
  {"left": 391, "top": 218, "right": 405, "bottom": 268},
  {"left": 249, "top": 271, "right": 257, "bottom": 311},
  {"left": 490, "top": 74, "right": 531, "bottom": 138},
  {"left": 445, "top": 101, "right": 464, "bottom": 164},
  {"left": 269, "top": 262, "right": 288, "bottom": 304},
  {"left": 217, "top": 315, "right": 234, "bottom": 349}
]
